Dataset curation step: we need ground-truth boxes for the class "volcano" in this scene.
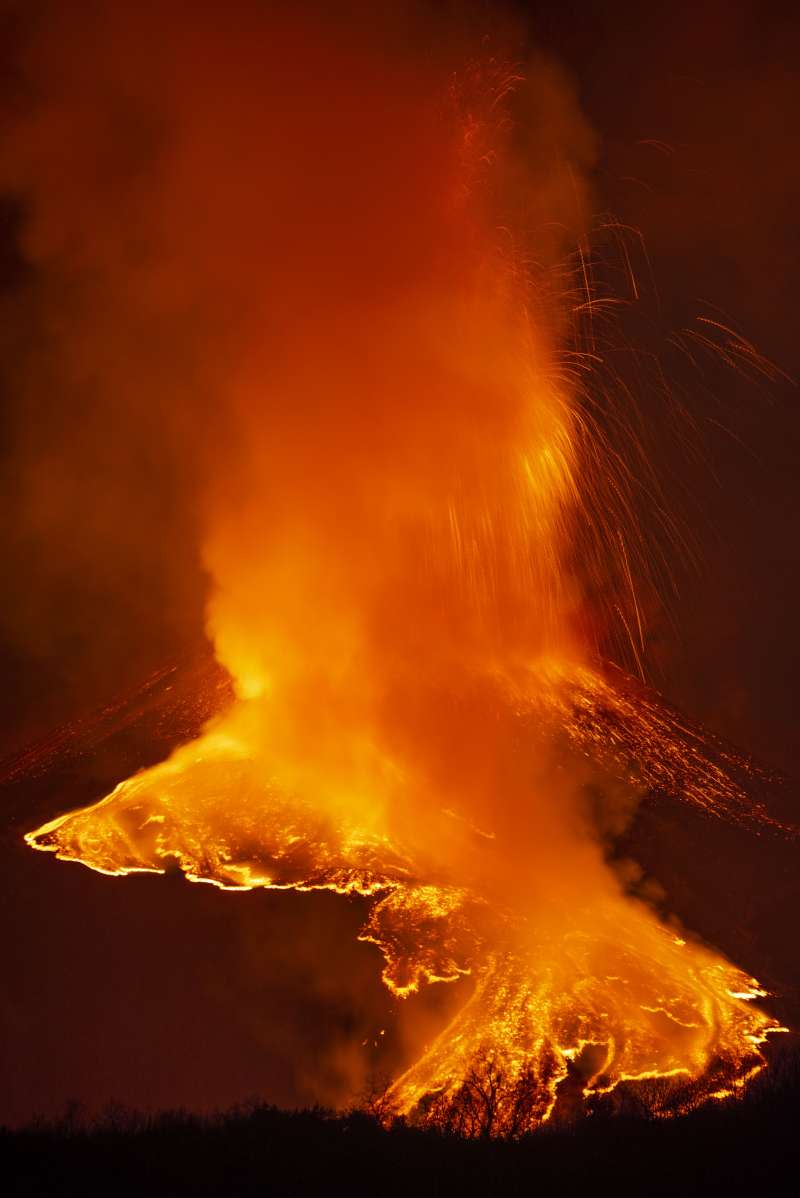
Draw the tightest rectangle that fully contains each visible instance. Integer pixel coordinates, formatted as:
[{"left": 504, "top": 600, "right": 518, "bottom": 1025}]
[
  {"left": 14, "top": 651, "right": 798, "bottom": 1135},
  {"left": 2, "top": 1, "right": 798, "bottom": 1142}
]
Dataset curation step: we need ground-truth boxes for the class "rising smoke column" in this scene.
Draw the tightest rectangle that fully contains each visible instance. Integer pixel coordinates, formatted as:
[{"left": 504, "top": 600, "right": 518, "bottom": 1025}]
[{"left": 9, "top": 0, "right": 782, "bottom": 1129}]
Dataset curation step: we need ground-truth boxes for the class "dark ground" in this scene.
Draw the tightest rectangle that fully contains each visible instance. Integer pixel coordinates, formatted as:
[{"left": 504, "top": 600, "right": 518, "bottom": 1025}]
[{"left": 3, "top": 1046, "right": 800, "bottom": 1198}]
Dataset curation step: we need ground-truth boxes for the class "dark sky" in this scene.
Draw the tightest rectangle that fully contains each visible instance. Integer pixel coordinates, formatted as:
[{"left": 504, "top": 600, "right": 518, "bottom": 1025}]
[
  {"left": 531, "top": 0, "right": 800, "bottom": 776},
  {"left": 1, "top": 0, "right": 799, "bottom": 1126}
]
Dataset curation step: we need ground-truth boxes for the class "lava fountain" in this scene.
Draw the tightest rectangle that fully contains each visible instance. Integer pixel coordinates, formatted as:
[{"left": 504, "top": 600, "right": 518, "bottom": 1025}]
[{"left": 18, "top": 2, "right": 784, "bottom": 1133}]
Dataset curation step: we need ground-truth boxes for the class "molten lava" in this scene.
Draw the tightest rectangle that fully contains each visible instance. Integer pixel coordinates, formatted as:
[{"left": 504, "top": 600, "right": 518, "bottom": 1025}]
[
  {"left": 22, "top": 13, "right": 786, "bottom": 1133},
  {"left": 27, "top": 662, "right": 783, "bottom": 1130}
]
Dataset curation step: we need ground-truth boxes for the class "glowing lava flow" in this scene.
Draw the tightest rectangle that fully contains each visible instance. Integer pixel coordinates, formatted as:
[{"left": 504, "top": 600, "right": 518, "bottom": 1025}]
[
  {"left": 27, "top": 662, "right": 784, "bottom": 1131},
  {"left": 23, "top": 35, "right": 787, "bottom": 1134}
]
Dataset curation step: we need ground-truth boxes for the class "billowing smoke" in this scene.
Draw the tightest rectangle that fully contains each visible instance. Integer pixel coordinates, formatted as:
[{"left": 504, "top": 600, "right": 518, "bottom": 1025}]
[
  {"left": 3, "top": 0, "right": 602, "bottom": 866},
  {"left": 0, "top": 0, "right": 599, "bottom": 724}
]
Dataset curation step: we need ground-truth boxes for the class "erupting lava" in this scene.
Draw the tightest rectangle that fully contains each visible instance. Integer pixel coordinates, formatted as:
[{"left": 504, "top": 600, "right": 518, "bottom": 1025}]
[
  {"left": 21, "top": 6, "right": 786, "bottom": 1133},
  {"left": 27, "top": 662, "right": 783, "bottom": 1130}
]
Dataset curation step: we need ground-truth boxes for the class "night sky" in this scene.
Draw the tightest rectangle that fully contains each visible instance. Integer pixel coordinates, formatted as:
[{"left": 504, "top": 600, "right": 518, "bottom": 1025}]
[{"left": 1, "top": 0, "right": 799, "bottom": 1126}]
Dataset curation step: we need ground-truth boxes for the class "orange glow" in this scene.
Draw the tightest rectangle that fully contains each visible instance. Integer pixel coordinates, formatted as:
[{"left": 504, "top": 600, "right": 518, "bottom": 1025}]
[{"left": 23, "top": 13, "right": 785, "bottom": 1134}]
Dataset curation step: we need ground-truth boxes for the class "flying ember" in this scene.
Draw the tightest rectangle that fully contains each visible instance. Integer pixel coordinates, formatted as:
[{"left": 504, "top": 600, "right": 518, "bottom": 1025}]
[{"left": 23, "top": 5, "right": 785, "bottom": 1133}]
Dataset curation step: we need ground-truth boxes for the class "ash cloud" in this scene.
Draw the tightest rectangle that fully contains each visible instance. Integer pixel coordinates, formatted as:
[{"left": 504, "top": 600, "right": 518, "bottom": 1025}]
[
  {"left": 0, "top": 0, "right": 680, "bottom": 1111},
  {"left": 0, "top": 0, "right": 596, "bottom": 738}
]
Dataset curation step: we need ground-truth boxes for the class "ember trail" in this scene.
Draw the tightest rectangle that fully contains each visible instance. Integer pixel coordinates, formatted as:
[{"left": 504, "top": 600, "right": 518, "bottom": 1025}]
[{"left": 23, "top": 6, "right": 786, "bottom": 1134}]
